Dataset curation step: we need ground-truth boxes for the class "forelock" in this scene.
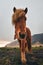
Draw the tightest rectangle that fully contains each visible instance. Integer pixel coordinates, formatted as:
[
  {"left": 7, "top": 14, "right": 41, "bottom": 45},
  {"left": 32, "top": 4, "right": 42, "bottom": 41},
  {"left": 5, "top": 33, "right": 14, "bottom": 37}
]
[
  {"left": 14, "top": 9, "right": 25, "bottom": 17},
  {"left": 12, "top": 8, "right": 26, "bottom": 25}
]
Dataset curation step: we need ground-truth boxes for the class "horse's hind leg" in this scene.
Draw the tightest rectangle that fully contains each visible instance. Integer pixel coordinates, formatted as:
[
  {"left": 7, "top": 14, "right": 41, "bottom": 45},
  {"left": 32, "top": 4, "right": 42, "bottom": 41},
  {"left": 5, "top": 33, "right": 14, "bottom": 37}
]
[
  {"left": 25, "top": 42, "right": 29, "bottom": 53},
  {"left": 27, "top": 39, "right": 32, "bottom": 54}
]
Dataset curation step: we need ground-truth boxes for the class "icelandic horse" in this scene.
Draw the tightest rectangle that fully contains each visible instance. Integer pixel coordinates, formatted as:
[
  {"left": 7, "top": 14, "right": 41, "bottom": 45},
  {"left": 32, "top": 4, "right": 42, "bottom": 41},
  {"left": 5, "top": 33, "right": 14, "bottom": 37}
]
[{"left": 12, "top": 7, "right": 32, "bottom": 63}]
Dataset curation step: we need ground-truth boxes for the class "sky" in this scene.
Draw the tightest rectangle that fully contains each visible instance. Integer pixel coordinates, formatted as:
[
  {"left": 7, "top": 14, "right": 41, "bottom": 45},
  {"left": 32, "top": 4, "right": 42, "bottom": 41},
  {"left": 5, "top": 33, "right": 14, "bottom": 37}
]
[{"left": 0, "top": 0, "right": 43, "bottom": 41}]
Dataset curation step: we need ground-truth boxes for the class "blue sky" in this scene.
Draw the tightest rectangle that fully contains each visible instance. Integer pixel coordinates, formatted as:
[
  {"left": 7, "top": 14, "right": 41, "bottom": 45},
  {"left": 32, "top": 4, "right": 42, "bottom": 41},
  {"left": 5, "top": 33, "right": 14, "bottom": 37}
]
[{"left": 0, "top": 0, "right": 43, "bottom": 41}]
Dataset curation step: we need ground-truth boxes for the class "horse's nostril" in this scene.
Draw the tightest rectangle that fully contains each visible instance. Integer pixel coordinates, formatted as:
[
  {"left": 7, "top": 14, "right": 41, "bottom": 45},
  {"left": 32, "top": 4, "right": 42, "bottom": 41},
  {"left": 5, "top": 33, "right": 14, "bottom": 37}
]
[{"left": 19, "top": 32, "right": 26, "bottom": 39}]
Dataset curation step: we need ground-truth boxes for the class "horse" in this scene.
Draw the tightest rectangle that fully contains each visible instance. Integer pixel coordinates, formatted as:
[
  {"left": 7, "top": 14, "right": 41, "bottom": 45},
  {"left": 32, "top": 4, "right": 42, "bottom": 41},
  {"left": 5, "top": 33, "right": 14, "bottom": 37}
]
[{"left": 12, "top": 7, "right": 32, "bottom": 63}]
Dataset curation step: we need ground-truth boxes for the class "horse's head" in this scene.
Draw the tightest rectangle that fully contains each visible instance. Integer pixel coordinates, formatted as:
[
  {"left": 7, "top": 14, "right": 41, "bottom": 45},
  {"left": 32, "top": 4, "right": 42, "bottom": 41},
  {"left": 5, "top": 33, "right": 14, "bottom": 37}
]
[{"left": 12, "top": 7, "right": 28, "bottom": 39}]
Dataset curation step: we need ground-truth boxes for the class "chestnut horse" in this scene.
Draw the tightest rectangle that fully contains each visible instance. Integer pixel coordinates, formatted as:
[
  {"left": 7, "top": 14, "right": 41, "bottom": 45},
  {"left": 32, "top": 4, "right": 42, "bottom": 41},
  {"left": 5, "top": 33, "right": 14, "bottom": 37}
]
[{"left": 12, "top": 7, "right": 32, "bottom": 63}]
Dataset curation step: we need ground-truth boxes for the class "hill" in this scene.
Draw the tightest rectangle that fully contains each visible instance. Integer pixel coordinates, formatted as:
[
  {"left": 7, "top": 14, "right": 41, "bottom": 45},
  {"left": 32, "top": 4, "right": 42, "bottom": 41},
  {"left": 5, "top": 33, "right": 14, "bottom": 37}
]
[
  {"left": 32, "top": 42, "right": 43, "bottom": 47},
  {"left": 5, "top": 33, "right": 43, "bottom": 48},
  {"left": 32, "top": 33, "right": 43, "bottom": 43},
  {"left": 5, "top": 40, "right": 19, "bottom": 48}
]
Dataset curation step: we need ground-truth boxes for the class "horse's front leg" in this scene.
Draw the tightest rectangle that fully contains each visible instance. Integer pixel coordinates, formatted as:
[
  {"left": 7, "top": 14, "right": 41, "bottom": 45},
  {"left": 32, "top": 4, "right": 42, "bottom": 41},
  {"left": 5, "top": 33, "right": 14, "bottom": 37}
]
[{"left": 20, "top": 39, "right": 27, "bottom": 63}]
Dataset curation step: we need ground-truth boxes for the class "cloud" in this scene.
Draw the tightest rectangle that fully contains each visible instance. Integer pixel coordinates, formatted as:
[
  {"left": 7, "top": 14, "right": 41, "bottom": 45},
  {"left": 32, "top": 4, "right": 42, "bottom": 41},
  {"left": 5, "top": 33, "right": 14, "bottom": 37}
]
[{"left": 0, "top": 40, "right": 11, "bottom": 47}]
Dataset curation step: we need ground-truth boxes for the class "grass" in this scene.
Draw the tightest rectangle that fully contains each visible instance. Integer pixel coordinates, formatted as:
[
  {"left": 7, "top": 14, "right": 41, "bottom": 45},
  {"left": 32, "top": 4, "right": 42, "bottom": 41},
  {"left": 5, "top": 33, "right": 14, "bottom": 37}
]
[{"left": 0, "top": 47, "right": 43, "bottom": 65}]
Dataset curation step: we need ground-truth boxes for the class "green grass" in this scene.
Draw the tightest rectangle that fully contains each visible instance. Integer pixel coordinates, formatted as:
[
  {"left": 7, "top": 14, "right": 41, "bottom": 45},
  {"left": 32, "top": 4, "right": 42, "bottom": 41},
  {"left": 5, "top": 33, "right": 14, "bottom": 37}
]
[
  {"left": 32, "top": 46, "right": 43, "bottom": 50},
  {"left": 0, "top": 47, "right": 43, "bottom": 65}
]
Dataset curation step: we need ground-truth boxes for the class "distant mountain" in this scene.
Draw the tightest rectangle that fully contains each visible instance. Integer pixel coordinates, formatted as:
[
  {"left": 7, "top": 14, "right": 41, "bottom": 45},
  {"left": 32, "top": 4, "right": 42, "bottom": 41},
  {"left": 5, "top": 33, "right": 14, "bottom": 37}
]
[
  {"left": 32, "top": 33, "right": 43, "bottom": 43},
  {"left": 5, "top": 33, "right": 43, "bottom": 48},
  {"left": 5, "top": 40, "right": 19, "bottom": 48}
]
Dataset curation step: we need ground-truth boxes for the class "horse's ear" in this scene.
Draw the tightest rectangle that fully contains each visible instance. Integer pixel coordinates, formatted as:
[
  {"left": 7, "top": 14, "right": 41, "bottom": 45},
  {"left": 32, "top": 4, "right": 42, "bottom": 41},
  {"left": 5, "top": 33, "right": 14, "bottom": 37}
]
[
  {"left": 24, "top": 8, "right": 28, "bottom": 14},
  {"left": 13, "top": 7, "right": 16, "bottom": 12}
]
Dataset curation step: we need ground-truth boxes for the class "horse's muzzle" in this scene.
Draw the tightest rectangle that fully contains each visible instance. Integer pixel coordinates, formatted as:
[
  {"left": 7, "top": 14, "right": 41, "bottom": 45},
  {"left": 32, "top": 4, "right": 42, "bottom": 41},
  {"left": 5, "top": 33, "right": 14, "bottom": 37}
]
[{"left": 19, "top": 32, "right": 26, "bottom": 39}]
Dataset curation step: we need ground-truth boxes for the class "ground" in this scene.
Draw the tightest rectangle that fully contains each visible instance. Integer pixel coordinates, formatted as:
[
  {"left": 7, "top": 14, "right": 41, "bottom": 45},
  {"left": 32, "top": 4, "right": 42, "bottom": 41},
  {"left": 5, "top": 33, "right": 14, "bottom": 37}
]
[{"left": 0, "top": 47, "right": 43, "bottom": 65}]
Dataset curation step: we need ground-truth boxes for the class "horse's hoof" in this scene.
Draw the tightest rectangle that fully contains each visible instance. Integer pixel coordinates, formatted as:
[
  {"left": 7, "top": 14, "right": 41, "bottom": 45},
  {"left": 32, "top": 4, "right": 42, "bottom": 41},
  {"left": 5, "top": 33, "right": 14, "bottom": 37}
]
[{"left": 21, "top": 58, "right": 27, "bottom": 63}]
